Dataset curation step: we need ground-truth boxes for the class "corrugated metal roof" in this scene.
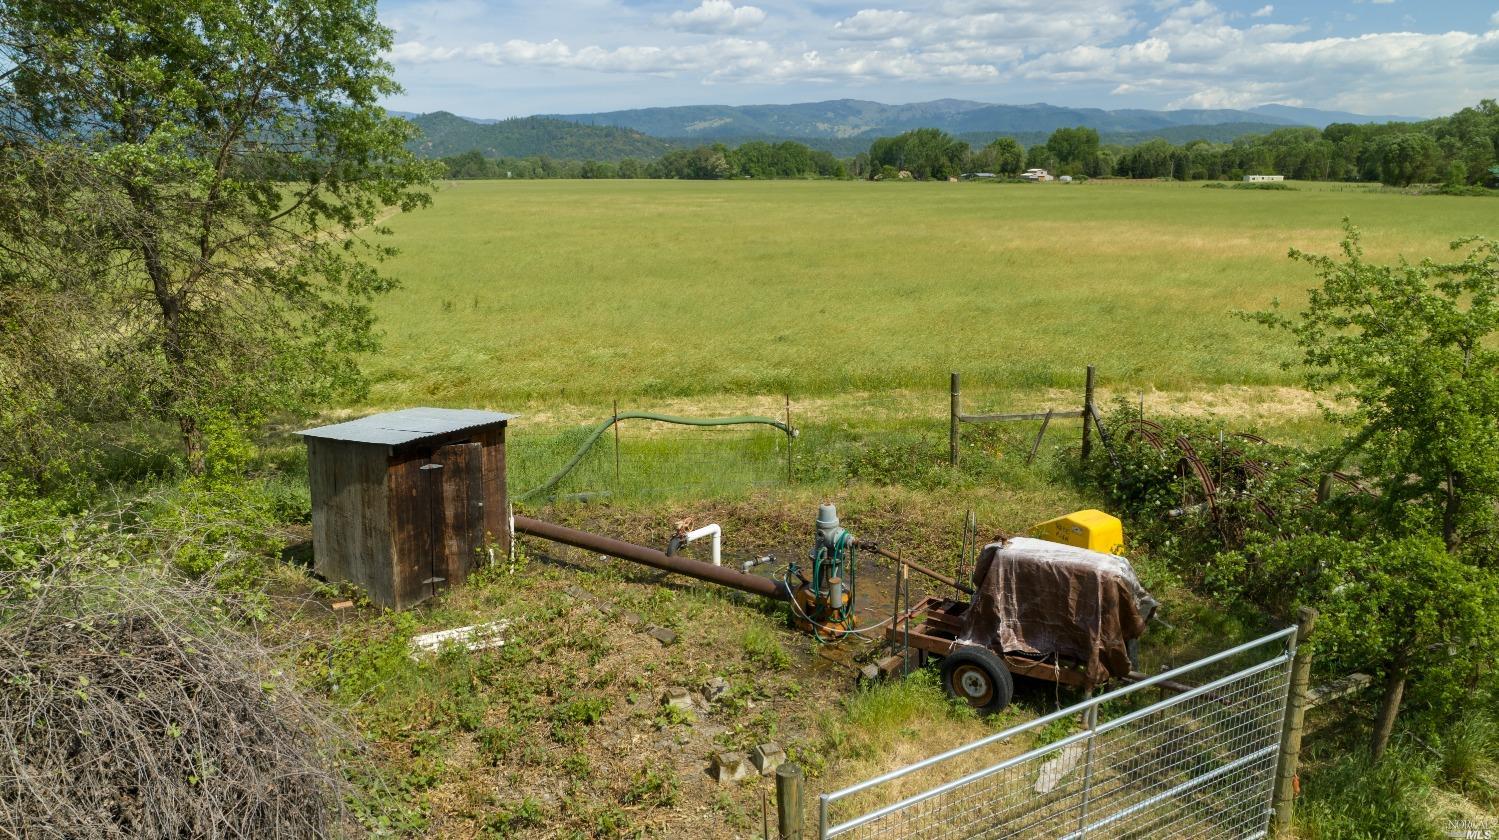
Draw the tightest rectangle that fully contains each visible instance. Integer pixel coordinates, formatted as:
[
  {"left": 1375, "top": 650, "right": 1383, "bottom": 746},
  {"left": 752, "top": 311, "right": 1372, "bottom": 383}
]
[{"left": 300, "top": 407, "right": 515, "bottom": 446}]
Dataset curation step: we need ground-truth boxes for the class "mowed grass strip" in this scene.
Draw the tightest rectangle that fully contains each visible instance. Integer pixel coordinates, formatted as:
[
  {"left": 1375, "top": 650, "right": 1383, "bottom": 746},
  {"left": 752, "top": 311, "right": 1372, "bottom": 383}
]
[{"left": 366, "top": 179, "right": 1484, "bottom": 409}]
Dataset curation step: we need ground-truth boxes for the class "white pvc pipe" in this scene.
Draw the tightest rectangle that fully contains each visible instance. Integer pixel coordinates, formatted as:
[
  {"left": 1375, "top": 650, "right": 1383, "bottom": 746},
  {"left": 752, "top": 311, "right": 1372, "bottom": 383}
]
[{"left": 685, "top": 523, "right": 722, "bottom": 566}]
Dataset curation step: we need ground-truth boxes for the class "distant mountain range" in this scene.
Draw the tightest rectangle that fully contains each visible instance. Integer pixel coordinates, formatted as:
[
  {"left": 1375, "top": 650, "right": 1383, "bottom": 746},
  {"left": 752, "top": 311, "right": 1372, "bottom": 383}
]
[
  {"left": 400, "top": 98, "right": 1423, "bottom": 160},
  {"left": 541, "top": 99, "right": 1420, "bottom": 139},
  {"left": 405, "top": 112, "right": 676, "bottom": 160},
  {"left": 1243, "top": 104, "right": 1421, "bottom": 129}
]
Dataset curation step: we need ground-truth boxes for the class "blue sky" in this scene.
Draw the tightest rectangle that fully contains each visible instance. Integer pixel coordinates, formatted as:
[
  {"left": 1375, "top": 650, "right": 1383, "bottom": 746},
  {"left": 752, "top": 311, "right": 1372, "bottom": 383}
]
[{"left": 378, "top": 0, "right": 1499, "bottom": 118}]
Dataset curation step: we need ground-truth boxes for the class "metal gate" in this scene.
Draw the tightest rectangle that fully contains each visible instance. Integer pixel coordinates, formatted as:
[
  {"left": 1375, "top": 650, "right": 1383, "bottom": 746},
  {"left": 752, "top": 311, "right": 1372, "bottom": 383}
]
[{"left": 820, "top": 626, "right": 1297, "bottom": 839}]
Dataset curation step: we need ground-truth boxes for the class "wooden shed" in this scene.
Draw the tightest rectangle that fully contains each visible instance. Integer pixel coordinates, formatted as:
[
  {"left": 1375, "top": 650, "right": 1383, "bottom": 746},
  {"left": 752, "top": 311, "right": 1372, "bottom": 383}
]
[{"left": 300, "top": 407, "right": 515, "bottom": 609}]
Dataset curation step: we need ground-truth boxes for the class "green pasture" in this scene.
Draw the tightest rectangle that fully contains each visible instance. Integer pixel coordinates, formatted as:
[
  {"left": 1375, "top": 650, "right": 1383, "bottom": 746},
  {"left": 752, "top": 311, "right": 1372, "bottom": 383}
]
[{"left": 366, "top": 178, "right": 1488, "bottom": 414}]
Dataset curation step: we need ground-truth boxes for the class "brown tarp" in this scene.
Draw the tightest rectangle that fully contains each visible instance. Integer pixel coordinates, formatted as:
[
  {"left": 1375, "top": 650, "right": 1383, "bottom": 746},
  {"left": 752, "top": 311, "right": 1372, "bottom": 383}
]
[{"left": 958, "top": 537, "right": 1157, "bottom": 685}]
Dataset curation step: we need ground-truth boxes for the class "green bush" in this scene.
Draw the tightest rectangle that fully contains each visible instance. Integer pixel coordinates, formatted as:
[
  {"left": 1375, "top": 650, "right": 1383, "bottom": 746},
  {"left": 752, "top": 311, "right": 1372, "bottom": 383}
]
[
  {"left": 1427, "top": 183, "right": 1497, "bottom": 197},
  {"left": 0, "top": 477, "right": 72, "bottom": 574}
]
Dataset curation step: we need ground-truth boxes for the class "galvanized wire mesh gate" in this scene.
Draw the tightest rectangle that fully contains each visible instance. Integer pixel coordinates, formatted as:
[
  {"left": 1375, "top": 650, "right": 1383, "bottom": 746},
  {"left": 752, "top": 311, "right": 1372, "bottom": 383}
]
[{"left": 820, "top": 626, "right": 1297, "bottom": 840}]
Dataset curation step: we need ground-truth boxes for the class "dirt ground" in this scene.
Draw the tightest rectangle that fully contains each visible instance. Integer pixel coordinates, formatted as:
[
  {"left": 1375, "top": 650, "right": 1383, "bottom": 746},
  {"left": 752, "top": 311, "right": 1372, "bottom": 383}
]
[{"left": 278, "top": 493, "right": 1049, "bottom": 838}]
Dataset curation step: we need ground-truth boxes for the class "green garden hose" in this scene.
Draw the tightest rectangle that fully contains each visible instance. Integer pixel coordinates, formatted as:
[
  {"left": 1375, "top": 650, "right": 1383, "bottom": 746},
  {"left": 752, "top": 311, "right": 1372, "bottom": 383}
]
[{"left": 517, "top": 410, "right": 794, "bottom": 502}]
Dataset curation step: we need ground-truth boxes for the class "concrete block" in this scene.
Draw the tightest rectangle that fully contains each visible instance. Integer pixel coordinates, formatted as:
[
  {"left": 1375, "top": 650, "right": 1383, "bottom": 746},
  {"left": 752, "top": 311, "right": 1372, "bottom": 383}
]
[
  {"left": 408, "top": 620, "right": 511, "bottom": 660},
  {"left": 751, "top": 742, "right": 786, "bottom": 776},
  {"left": 662, "top": 687, "right": 694, "bottom": 711},
  {"left": 701, "top": 676, "right": 730, "bottom": 704},
  {"left": 712, "top": 751, "right": 753, "bottom": 784}
]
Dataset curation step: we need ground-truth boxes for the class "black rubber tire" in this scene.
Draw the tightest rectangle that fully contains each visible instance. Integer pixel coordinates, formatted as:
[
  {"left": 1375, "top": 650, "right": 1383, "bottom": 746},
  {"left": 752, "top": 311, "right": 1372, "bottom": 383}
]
[{"left": 940, "top": 646, "right": 1014, "bottom": 715}]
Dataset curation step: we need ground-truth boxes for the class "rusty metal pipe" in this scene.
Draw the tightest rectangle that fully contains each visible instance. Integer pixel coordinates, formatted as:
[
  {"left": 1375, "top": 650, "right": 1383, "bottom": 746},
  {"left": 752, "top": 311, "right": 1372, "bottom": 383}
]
[{"left": 513, "top": 515, "right": 791, "bottom": 601}]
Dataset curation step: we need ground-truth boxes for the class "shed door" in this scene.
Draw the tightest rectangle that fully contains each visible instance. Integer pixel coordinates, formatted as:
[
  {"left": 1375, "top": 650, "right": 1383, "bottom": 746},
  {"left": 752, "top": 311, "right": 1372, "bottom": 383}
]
[
  {"left": 389, "top": 442, "right": 487, "bottom": 608},
  {"left": 432, "top": 441, "right": 486, "bottom": 588}
]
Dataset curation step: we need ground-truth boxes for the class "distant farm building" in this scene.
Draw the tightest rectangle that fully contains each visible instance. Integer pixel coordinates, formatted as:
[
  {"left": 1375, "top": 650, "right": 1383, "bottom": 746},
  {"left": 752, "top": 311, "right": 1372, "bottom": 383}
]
[
  {"left": 1020, "top": 168, "right": 1054, "bottom": 182},
  {"left": 1243, "top": 174, "right": 1285, "bottom": 182}
]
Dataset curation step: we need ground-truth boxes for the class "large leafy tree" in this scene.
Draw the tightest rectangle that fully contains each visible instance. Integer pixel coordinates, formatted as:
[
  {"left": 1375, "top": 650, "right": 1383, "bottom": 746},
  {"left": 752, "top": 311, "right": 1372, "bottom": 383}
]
[
  {"left": 868, "top": 128, "right": 968, "bottom": 180},
  {"left": 1045, "top": 126, "right": 1101, "bottom": 176},
  {"left": 971, "top": 136, "right": 1023, "bottom": 175},
  {"left": 0, "top": 0, "right": 437, "bottom": 475},
  {"left": 1367, "top": 132, "right": 1443, "bottom": 186},
  {"left": 1217, "top": 533, "right": 1497, "bottom": 760},
  {"left": 1254, "top": 223, "right": 1499, "bottom": 550},
  {"left": 1248, "top": 222, "right": 1499, "bottom": 757}
]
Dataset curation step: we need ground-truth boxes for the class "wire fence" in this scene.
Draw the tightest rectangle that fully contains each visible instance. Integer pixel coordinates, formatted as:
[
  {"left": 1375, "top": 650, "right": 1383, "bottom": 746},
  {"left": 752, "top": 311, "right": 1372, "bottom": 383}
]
[
  {"left": 819, "top": 626, "right": 1297, "bottom": 840},
  {"left": 507, "top": 414, "right": 792, "bottom": 503},
  {"left": 503, "top": 372, "right": 1093, "bottom": 505}
]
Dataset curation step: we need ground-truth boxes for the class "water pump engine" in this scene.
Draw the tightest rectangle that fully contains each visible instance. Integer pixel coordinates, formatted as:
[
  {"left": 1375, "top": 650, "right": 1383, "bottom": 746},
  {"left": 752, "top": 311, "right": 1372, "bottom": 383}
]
[{"left": 788, "top": 504, "right": 859, "bottom": 639}]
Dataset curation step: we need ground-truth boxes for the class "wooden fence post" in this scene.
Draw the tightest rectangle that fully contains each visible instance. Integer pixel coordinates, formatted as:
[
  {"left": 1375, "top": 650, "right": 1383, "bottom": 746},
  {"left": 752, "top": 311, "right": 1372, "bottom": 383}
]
[
  {"left": 776, "top": 762, "right": 804, "bottom": 840},
  {"left": 1081, "top": 365, "right": 1096, "bottom": 462},
  {"left": 1271, "top": 607, "right": 1318, "bottom": 837},
  {"left": 949, "top": 372, "right": 961, "bottom": 467}
]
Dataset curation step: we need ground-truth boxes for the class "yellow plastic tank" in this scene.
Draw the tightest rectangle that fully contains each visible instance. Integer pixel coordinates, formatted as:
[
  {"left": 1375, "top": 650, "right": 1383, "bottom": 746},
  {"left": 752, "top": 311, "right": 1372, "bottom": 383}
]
[{"left": 1030, "top": 509, "right": 1125, "bottom": 555}]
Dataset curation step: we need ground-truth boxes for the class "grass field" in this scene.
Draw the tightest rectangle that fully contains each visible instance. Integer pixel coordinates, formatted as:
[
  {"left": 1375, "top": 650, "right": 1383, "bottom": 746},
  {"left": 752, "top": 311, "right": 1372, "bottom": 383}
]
[
  {"left": 367, "top": 179, "right": 1487, "bottom": 412},
  {"left": 315, "top": 180, "right": 1499, "bottom": 836}
]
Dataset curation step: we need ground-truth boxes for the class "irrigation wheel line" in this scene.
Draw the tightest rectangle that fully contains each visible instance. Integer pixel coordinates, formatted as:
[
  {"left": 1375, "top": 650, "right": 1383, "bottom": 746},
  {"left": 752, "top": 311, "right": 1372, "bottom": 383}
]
[{"left": 516, "top": 410, "right": 796, "bottom": 502}]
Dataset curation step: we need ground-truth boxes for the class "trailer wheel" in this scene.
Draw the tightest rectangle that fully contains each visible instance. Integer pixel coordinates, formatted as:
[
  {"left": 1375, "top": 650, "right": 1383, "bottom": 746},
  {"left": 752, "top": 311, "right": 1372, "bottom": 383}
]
[{"left": 941, "top": 647, "right": 1013, "bottom": 715}]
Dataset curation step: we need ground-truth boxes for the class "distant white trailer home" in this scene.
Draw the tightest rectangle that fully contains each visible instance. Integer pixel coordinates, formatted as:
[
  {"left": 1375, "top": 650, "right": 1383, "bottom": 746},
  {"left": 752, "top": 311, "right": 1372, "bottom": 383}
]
[
  {"left": 1020, "top": 168, "right": 1054, "bottom": 182},
  {"left": 1243, "top": 174, "right": 1285, "bottom": 182}
]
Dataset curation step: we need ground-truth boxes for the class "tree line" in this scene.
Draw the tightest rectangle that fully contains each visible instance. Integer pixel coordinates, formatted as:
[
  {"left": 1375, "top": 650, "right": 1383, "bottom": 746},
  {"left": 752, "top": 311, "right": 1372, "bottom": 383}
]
[
  {"left": 860, "top": 101, "right": 1499, "bottom": 186},
  {"left": 442, "top": 139, "right": 846, "bottom": 180},
  {"left": 443, "top": 100, "right": 1499, "bottom": 189}
]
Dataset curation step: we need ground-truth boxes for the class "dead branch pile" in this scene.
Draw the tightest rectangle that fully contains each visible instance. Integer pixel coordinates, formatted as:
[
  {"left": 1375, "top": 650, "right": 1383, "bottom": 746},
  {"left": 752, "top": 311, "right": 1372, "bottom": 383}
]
[{"left": 0, "top": 565, "right": 351, "bottom": 839}]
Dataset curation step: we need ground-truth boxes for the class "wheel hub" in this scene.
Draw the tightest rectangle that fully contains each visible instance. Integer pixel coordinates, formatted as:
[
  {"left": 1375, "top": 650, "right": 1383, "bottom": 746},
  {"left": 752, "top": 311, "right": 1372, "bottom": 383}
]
[{"left": 953, "top": 664, "right": 994, "bottom": 705}]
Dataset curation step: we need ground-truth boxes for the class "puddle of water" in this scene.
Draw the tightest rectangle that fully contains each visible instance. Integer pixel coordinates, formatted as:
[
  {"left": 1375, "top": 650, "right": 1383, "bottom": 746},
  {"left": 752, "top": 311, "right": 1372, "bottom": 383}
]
[{"left": 806, "top": 553, "right": 970, "bottom": 674}]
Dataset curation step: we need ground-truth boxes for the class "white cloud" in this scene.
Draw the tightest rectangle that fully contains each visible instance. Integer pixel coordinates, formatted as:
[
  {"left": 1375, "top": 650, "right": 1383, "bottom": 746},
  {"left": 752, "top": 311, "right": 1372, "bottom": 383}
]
[
  {"left": 386, "top": 41, "right": 463, "bottom": 63},
  {"left": 1015, "top": 1, "right": 1499, "bottom": 115},
  {"left": 664, "top": 0, "right": 766, "bottom": 34},
  {"left": 831, "top": 10, "right": 914, "bottom": 41},
  {"left": 381, "top": 0, "right": 1499, "bottom": 115},
  {"left": 1167, "top": 83, "right": 1284, "bottom": 109},
  {"left": 431, "top": 36, "right": 999, "bottom": 84},
  {"left": 830, "top": 1, "right": 1139, "bottom": 52}
]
